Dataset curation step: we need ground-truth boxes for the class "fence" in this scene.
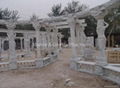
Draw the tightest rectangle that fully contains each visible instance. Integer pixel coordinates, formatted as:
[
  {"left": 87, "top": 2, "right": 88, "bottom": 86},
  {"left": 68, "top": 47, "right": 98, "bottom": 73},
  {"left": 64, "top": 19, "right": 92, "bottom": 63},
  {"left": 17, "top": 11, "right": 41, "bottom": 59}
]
[{"left": 107, "top": 49, "right": 120, "bottom": 63}]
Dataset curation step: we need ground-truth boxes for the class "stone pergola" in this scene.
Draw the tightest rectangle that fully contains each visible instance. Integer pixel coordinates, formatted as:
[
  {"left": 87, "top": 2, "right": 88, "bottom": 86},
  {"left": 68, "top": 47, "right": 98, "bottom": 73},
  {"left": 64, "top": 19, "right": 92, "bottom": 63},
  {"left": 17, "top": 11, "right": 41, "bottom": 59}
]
[
  {"left": 0, "top": 19, "right": 62, "bottom": 70},
  {"left": 0, "top": 0, "right": 120, "bottom": 85}
]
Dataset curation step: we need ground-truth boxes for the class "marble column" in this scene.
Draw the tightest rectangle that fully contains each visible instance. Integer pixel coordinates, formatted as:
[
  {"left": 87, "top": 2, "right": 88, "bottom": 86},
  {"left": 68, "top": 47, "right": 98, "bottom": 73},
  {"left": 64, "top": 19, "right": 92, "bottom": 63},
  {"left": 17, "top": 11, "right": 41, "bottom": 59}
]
[
  {"left": 41, "top": 33, "right": 44, "bottom": 50},
  {"left": 24, "top": 33, "right": 31, "bottom": 57},
  {"left": 96, "top": 19, "right": 109, "bottom": 66},
  {"left": 0, "top": 38, "right": 2, "bottom": 58},
  {"left": 51, "top": 33, "right": 53, "bottom": 48},
  {"left": 46, "top": 28, "right": 52, "bottom": 55},
  {"left": 32, "top": 37, "right": 35, "bottom": 51},
  {"left": 1, "top": 39, "right": 5, "bottom": 52},
  {"left": 68, "top": 17, "right": 79, "bottom": 70},
  {"left": 20, "top": 38, "right": 23, "bottom": 50},
  {"left": 68, "top": 17, "right": 77, "bottom": 59},
  {"left": 58, "top": 33, "right": 62, "bottom": 49},
  {"left": 44, "top": 33, "right": 47, "bottom": 49},
  {"left": 32, "top": 22, "right": 41, "bottom": 58},
  {"left": 32, "top": 20, "right": 44, "bottom": 68},
  {"left": 6, "top": 21, "right": 17, "bottom": 70},
  {"left": 76, "top": 19, "right": 87, "bottom": 59},
  {"left": 52, "top": 29, "right": 56, "bottom": 49}
]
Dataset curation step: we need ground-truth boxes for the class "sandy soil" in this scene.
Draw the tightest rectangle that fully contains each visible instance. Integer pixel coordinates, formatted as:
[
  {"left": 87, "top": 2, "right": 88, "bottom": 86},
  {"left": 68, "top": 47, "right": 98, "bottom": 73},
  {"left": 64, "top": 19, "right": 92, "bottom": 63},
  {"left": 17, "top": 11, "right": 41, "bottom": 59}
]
[{"left": 0, "top": 48, "right": 119, "bottom": 88}]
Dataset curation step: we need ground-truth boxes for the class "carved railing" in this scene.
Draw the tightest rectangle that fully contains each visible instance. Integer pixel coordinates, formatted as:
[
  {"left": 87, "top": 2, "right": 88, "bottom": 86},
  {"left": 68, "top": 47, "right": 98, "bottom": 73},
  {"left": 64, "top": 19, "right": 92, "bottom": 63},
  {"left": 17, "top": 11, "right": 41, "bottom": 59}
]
[
  {"left": 75, "top": 60, "right": 120, "bottom": 85},
  {"left": 17, "top": 60, "right": 36, "bottom": 69},
  {"left": 0, "top": 52, "right": 58, "bottom": 71},
  {"left": 0, "top": 62, "right": 9, "bottom": 71},
  {"left": 103, "top": 65, "right": 120, "bottom": 85},
  {"left": 77, "top": 61, "right": 95, "bottom": 74},
  {"left": 107, "top": 49, "right": 120, "bottom": 63}
]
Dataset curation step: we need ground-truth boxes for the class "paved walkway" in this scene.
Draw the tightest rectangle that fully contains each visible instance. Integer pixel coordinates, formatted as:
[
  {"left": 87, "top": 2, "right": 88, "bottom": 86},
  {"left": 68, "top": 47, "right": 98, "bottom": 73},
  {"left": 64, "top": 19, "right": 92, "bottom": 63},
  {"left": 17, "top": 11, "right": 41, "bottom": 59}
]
[{"left": 0, "top": 49, "right": 118, "bottom": 88}]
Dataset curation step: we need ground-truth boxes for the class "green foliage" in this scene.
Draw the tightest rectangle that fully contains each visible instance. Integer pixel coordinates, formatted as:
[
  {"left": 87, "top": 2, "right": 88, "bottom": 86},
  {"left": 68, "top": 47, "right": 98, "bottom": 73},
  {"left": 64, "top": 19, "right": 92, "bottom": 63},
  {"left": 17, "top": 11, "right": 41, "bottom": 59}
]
[
  {"left": 48, "top": 4, "right": 64, "bottom": 17},
  {"left": 58, "top": 28, "right": 70, "bottom": 44},
  {"left": 30, "top": 14, "right": 39, "bottom": 21},
  {"left": 0, "top": 8, "right": 19, "bottom": 20},
  {"left": 64, "top": 1, "right": 88, "bottom": 14},
  {"left": 15, "top": 24, "right": 35, "bottom": 30},
  {"left": 104, "top": 6, "right": 120, "bottom": 34},
  {"left": 84, "top": 15, "right": 97, "bottom": 37},
  {"left": 58, "top": 28, "right": 70, "bottom": 38},
  {"left": 48, "top": 1, "right": 88, "bottom": 17}
]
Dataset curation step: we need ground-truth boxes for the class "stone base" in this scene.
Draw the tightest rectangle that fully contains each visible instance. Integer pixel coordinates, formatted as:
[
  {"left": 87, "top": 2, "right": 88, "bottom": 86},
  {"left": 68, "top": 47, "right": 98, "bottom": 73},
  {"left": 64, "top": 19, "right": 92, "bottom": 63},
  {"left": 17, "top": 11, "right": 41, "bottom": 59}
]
[
  {"left": 96, "top": 56, "right": 107, "bottom": 66},
  {"left": 9, "top": 62, "right": 17, "bottom": 70},
  {"left": 71, "top": 59, "right": 120, "bottom": 85},
  {"left": 70, "top": 57, "right": 84, "bottom": 70},
  {"left": 35, "top": 59, "right": 43, "bottom": 68},
  {"left": 95, "top": 65, "right": 104, "bottom": 76},
  {"left": 70, "top": 59, "right": 78, "bottom": 70}
]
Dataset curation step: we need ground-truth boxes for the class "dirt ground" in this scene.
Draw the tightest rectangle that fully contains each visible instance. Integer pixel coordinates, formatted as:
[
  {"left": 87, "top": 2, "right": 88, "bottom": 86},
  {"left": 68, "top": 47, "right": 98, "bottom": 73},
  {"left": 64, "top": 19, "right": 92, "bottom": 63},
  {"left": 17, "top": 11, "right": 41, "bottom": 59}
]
[{"left": 0, "top": 48, "right": 119, "bottom": 88}]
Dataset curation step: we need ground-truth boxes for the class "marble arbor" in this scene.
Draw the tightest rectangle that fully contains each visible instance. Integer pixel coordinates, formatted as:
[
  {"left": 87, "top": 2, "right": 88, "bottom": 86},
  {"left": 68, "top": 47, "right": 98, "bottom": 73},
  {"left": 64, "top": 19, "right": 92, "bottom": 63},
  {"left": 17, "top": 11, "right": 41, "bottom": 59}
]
[
  {"left": 0, "top": 19, "right": 62, "bottom": 69},
  {"left": 0, "top": 0, "right": 119, "bottom": 85},
  {"left": 68, "top": 17, "right": 109, "bottom": 71}
]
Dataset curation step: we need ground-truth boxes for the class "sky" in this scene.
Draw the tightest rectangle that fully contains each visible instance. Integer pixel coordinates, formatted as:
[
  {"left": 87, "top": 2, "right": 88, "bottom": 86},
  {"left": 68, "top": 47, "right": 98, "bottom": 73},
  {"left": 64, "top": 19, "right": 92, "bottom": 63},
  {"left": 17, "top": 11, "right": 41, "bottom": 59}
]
[{"left": 0, "top": 0, "right": 110, "bottom": 20}]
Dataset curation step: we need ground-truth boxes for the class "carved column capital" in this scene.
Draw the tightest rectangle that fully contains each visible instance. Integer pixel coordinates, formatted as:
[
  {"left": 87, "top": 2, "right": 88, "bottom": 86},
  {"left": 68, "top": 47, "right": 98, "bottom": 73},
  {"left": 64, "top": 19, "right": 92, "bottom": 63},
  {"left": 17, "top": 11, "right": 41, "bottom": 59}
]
[
  {"left": 32, "top": 21, "right": 41, "bottom": 31},
  {"left": 5, "top": 20, "right": 16, "bottom": 29}
]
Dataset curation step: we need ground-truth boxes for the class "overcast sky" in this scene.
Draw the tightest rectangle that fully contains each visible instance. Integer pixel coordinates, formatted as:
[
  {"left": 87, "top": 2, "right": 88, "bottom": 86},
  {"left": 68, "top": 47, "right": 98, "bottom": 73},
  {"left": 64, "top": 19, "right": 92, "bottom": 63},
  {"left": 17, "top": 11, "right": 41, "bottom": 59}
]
[{"left": 0, "top": 0, "right": 110, "bottom": 20}]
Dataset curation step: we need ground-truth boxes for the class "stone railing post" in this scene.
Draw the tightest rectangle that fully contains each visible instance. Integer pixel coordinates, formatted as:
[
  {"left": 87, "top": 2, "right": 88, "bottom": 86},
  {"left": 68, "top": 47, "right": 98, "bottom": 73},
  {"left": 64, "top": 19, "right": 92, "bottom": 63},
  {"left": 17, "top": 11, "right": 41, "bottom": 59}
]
[{"left": 6, "top": 20, "right": 17, "bottom": 70}]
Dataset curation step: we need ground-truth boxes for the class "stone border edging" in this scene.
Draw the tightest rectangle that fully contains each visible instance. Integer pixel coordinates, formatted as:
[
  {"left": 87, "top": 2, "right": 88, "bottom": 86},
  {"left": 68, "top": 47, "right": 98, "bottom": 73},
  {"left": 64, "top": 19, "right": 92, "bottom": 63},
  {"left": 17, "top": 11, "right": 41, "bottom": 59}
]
[
  {"left": 0, "top": 53, "right": 58, "bottom": 72},
  {"left": 71, "top": 60, "right": 120, "bottom": 85}
]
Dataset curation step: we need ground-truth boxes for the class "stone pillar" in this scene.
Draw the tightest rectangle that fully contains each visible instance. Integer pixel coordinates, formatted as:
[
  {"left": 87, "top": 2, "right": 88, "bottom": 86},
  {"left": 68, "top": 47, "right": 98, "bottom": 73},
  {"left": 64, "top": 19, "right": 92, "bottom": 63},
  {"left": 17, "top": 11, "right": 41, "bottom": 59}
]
[
  {"left": 68, "top": 37, "right": 71, "bottom": 47},
  {"left": 1, "top": 39, "right": 5, "bottom": 52},
  {"left": 67, "top": 17, "right": 78, "bottom": 70},
  {"left": 31, "top": 37, "right": 34, "bottom": 50},
  {"left": 54, "top": 29, "right": 58, "bottom": 49},
  {"left": 0, "top": 38, "right": 2, "bottom": 58},
  {"left": 51, "top": 33, "right": 54, "bottom": 48},
  {"left": 32, "top": 20, "right": 44, "bottom": 68},
  {"left": 68, "top": 17, "right": 77, "bottom": 58},
  {"left": 76, "top": 19, "right": 87, "bottom": 59},
  {"left": 20, "top": 38, "right": 23, "bottom": 50},
  {"left": 44, "top": 33, "right": 47, "bottom": 49},
  {"left": 58, "top": 33, "right": 62, "bottom": 49},
  {"left": 43, "top": 33, "right": 47, "bottom": 50},
  {"left": 6, "top": 21, "right": 17, "bottom": 70},
  {"left": 32, "top": 22, "right": 41, "bottom": 58},
  {"left": 46, "top": 28, "right": 52, "bottom": 55},
  {"left": 24, "top": 33, "right": 31, "bottom": 57}
]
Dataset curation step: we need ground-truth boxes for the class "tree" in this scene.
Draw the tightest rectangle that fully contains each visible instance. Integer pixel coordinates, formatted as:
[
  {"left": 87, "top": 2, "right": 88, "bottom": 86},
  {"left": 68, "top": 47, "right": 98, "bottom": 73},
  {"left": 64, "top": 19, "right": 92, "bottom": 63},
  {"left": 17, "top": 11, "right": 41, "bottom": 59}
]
[
  {"left": 64, "top": 1, "right": 88, "bottom": 14},
  {"left": 0, "top": 8, "right": 19, "bottom": 20},
  {"left": 48, "top": 4, "right": 64, "bottom": 17},
  {"left": 84, "top": 15, "right": 97, "bottom": 37},
  {"left": 104, "top": 6, "right": 120, "bottom": 35},
  {"left": 30, "top": 14, "right": 39, "bottom": 21}
]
